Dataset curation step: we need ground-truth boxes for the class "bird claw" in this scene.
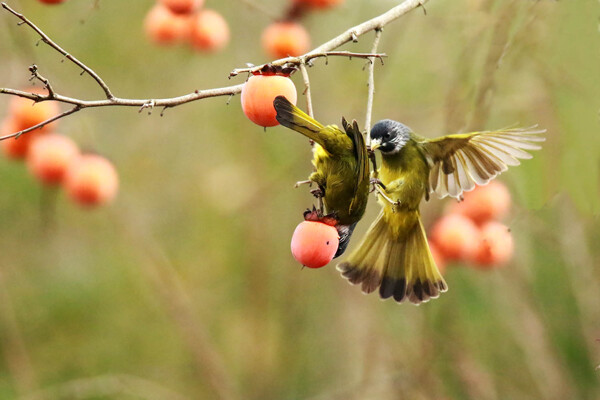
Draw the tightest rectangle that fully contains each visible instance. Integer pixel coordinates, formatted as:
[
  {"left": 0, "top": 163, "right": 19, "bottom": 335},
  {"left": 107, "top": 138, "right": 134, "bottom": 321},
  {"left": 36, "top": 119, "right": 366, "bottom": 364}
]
[
  {"left": 369, "top": 177, "right": 385, "bottom": 193},
  {"left": 310, "top": 187, "right": 324, "bottom": 198},
  {"left": 294, "top": 180, "right": 312, "bottom": 188},
  {"left": 303, "top": 206, "right": 338, "bottom": 226}
]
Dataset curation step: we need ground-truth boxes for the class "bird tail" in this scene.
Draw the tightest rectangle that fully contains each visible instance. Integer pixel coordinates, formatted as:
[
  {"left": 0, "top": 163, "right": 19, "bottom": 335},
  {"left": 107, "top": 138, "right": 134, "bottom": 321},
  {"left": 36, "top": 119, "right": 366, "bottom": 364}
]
[
  {"left": 337, "top": 210, "right": 447, "bottom": 304},
  {"left": 273, "top": 96, "right": 327, "bottom": 146}
]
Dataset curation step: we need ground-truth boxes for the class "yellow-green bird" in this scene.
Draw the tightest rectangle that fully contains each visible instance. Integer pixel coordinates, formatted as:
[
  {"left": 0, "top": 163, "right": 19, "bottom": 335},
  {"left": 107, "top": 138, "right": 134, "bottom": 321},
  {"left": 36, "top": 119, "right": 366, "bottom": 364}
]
[
  {"left": 274, "top": 96, "right": 370, "bottom": 257},
  {"left": 338, "top": 120, "right": 545, "bottom": 304}
]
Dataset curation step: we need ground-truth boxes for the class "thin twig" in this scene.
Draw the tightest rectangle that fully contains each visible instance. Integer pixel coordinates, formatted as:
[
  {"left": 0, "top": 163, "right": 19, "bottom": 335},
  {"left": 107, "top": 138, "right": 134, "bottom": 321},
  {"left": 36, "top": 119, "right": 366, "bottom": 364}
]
[
  {"left": 299, "top": 63, "right": 314, "bottom": 118},
  {"left": 365, "top": 28, "right": 383, "bottom": 146},
  {"left": 1, "top": 0, "right": 428, "bottom": 140},
  {"left": 230, "top": 51, "right": 387, "bottom": 77},
  {"left": 0, "top": 85, "right": 244, "bottom": 140},
  {"left": 1, "top": 2, "right": 114, "bottom": 100}
]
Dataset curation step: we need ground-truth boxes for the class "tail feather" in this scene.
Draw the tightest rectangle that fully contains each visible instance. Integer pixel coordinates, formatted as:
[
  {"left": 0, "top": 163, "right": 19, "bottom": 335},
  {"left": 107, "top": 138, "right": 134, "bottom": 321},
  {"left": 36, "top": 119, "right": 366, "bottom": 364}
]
[
  {"left": 337, "top": 211, "right": 447, "bottom": 305},
  {"left": 273, "top": 96, "right": 325, "bottom": 144}
]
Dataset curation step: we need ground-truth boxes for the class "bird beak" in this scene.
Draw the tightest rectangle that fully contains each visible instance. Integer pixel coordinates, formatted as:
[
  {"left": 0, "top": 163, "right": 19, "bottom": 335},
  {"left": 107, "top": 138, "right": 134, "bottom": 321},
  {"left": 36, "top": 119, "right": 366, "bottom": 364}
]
[{"left": 370, "top": 138, "right": 381, "bottom": 151}]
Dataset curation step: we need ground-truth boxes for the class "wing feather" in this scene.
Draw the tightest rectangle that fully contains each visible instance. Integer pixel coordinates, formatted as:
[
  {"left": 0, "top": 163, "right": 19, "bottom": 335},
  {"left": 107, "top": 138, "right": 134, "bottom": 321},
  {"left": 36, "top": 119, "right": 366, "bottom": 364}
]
[{"left": 421, "top": 126, "right": 545, "bottom": 199}]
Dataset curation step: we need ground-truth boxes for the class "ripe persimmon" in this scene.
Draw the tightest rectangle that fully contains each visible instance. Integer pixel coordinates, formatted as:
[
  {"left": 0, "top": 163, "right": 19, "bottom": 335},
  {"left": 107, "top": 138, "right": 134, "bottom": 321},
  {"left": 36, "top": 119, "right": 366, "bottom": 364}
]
[
  {"left": 293, "top": 0, "right": 344, "bottom": 9},
  {"left": 0, "top": 118, "right": 48, "bottom": 160},
  {"left": 472, "top": 221, "right": 514, "bottom": 267},
  {"left": 144, "top": 4, "right": 192, "bottom": 45},
  {"left": 159, "top": 0, "right": 203, "bottom": 15},
  {"left": 291, "top": 220, "right": 339, "bottom": 268},
  {"left": 430, "top": 213, "right": 479, "bottom": 261},
  {"left": 9, "top": 90, "right": 60, "bottom": 130},
  {"left": 262, "top": 22, "right": 310, "bottom": 59},
  {"left": 241, "top": 73, "right": 297, "bottom": 127},
  {"left": 450, "top": 181, "right": 511, "bottom": 225},
  {"left": 27, "top": 134, "right": 79, "bottom": 186},
  {"left": 38, "top": 0, "right": 67, "bottom": 4},
  {"left": 64, "top": 154, "right": 119, "bottom": 207},
  {"left": 189, "top": 9, "right": 229, "bottom": 52}
]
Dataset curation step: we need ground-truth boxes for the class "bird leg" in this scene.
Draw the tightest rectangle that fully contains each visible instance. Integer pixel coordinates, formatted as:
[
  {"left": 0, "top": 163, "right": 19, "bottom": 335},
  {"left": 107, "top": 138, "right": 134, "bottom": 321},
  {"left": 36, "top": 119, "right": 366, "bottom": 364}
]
[
  {"left": 374, "top": 185, "right": 401, "bottom": 207},
  {"left": 309, "top": 186, "right": 325, "bottom": 214},
  {"left": 294, "top": 179, "right": 313, "bottom": 188},
  {"left": 369, "top": 177, "right": 386, "bottom": 193}
]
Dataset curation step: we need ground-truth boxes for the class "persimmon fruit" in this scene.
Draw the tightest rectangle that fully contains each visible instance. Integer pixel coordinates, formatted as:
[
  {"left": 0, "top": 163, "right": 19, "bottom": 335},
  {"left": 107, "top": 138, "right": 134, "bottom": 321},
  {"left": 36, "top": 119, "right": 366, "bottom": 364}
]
[
  {"left": 159, "top": 0, "right": 203, "bottom": 14},
  {"left": 1, "top": 118, "right": 49, "bottom": 160},
  {"left": 27, "top": 134, "right": 79, "bottom": 185},
  {"left": 430, "top": 213, "right": 480, "bottom": 261},
  {"left": 189, "top": 9, "right": 230, "bottom": 52},
  {"left": 291, "top": 220, "right": 339, "bottom": 268},
  {"left": 473, "top": 221, "right": 514, "bottom": 267},
  {"left": 262, "top": 22, "right": 310, "bottom": 59},
  {"left": 450, "top": 181, "right": 511, "bottom": 225},
  {"left": 64, "top": 154, "right": 119, "bottom": 207},
  {"left": 38, "top": 0, "right": 67, "bottom": 4},
  {"left": 293, "top": 0, "right": 344, "bottom": 9},
  {"left": 144, "top": 4, "right": 192, "bottom": 45},
  {"left": 241, "top": 74, "right": 297, "bottom": 127},
  {"left": 9, "top": 90, "right": 60, "bottom": 130}
]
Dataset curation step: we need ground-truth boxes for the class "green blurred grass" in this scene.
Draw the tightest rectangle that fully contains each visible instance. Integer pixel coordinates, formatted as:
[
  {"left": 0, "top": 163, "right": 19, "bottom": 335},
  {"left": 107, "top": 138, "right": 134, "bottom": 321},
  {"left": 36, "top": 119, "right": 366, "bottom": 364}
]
[{"left": 0, "top": 0, "right": 599, "bottom": 399}]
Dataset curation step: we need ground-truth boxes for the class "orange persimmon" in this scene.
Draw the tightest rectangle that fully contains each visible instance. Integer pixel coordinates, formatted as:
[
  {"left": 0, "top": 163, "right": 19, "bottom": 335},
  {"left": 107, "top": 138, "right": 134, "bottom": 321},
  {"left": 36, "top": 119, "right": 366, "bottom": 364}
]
[
  {"left": 291, "top": 220, "right": 339, "bottom": 268},
  {"left": 241, "top": 74, "right": 297, "bottom": 127},
  {"left": 262, "top": 22, "right": 310, "bottom": 59},
  {"left": 64, "top": 154, "right": 119, "bottom": 207},
  {"left": 144, "top": 4, "right": 192, "bottom": 45},
  {"left": 27, "top": 134, "right": 79, "bottom": 185},
  {"left": 189, "top": 9, "right": 230, "bottom": 52}
]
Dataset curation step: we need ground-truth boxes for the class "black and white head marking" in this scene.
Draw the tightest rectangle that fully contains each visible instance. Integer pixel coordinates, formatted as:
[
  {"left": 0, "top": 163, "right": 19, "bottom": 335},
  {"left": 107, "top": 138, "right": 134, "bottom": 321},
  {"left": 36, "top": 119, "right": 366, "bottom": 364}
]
[{"left": 370, "top": 119, "right": 412, "bottom": 155}]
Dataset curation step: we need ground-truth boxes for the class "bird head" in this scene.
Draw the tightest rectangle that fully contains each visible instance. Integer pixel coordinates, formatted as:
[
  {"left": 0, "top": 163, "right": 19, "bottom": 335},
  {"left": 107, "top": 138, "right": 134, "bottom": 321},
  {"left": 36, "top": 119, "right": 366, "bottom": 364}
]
[{"left": 370, "top": 119, "right": 411, "bottom": 155}]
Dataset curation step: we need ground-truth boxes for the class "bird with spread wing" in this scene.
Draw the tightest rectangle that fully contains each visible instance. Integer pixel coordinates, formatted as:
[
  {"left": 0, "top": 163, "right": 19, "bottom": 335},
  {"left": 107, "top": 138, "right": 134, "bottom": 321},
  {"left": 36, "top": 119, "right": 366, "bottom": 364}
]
[
  {"left": 274, "top": 96, "right": 370, "bottom": 258},
  {"left": 338, "top": 120, "right": 545, "bottom": 304}
]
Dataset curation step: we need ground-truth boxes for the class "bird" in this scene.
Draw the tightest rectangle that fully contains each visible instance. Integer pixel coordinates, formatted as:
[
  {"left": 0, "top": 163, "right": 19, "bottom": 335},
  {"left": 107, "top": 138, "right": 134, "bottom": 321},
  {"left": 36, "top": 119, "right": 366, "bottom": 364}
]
[
  {"left": 273, "top": 96, "right": 370, "bottom": 258},
  {"left": 337, "top": 120, "right": 545, "bottom": 304}
]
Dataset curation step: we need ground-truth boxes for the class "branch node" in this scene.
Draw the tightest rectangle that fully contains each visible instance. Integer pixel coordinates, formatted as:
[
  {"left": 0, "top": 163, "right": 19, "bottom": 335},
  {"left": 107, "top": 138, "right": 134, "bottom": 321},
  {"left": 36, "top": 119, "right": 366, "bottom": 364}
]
[
  {"left": 351, "top": 31, "right": 359, "bottom": 42},
  {"left": 139, "top": 100, "right": 156, "bottom": 115}
]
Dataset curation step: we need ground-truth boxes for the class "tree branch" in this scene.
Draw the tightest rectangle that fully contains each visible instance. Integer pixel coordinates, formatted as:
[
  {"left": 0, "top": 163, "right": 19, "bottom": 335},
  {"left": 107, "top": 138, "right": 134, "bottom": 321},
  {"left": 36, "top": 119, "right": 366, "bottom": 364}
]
[
  {"left": 0, "top": 0, "right": 429, "bottom": 140},
  {"left": 1, "top": 2, "right": 114, "bottom": 100},
  {"left": 365, "top": 28, "right": 383, "bottom": 146}
]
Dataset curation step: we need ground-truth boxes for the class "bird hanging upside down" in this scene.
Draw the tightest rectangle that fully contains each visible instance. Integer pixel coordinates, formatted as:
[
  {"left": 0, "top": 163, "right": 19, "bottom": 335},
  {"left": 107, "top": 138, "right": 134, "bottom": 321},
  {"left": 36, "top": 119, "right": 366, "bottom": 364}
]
[
  {"left": 338, "top": 120, "right": 545, "bottom": 304},
  {"left": 273, "top": 96, "right": 370, "bottom": 258}
]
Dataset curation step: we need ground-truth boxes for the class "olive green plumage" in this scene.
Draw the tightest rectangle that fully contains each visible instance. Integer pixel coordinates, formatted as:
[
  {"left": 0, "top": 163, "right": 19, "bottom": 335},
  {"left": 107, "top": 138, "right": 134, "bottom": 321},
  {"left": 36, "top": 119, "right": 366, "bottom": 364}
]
[
  {"left": 338, "top": 120, "right": 545, "bottom": 304},
  {"left": 273, "top": 96, "right": 370, "bottom": 257}
]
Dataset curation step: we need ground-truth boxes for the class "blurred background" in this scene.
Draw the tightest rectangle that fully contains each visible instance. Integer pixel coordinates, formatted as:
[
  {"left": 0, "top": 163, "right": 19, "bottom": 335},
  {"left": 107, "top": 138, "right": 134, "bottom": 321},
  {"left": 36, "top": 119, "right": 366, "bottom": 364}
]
[{"left": 0, "top": 0, "right": 599, "bottom": 399}]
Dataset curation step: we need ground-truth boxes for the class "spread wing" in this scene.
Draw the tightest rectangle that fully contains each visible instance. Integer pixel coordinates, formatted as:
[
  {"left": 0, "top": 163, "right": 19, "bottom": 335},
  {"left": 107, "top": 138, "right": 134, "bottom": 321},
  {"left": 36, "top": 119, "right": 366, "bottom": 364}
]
[
  {"left": 342, "top": 117, "right": 369, "bottom": 213},
  {"left": 418, "top": 126, "right": 545, "bottom": 199}
]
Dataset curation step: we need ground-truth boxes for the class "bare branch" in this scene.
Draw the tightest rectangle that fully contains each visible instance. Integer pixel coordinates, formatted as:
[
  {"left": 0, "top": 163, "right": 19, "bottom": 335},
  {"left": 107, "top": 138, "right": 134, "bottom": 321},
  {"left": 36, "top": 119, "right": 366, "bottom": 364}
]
[
  {"left": 365, "top": 28, "right": 383, "bottom": 146},
  {"left": 229, "top": 51, "right": 387, "bottom": 77},
  {"left": 1, "top": 2, "right": 115, "bottom": 100},
  {"left": 0, "top": 85, "right": 244, "bottom": 138},
  {"left": 299, "top": 63, "right": 314, "bottom": 118},
  {"left": 0, "top": 0, "right": 428, "bottom": 140}
]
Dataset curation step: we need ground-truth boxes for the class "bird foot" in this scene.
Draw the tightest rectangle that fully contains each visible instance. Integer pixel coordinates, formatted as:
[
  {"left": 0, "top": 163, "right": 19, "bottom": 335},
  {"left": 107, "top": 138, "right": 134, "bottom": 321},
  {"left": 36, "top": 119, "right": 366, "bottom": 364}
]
[
  {"left": 310, "top": 187, "right": 324, "bottom": 198},
  {"left": 294, "top": 179, "right": 312, "bottom": 188},
  {"left": 369, "top": 177, "right": 386, "bottom": 193},
  {"left": 303, "top": 206, "right": 339, "bottom": 226}
]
